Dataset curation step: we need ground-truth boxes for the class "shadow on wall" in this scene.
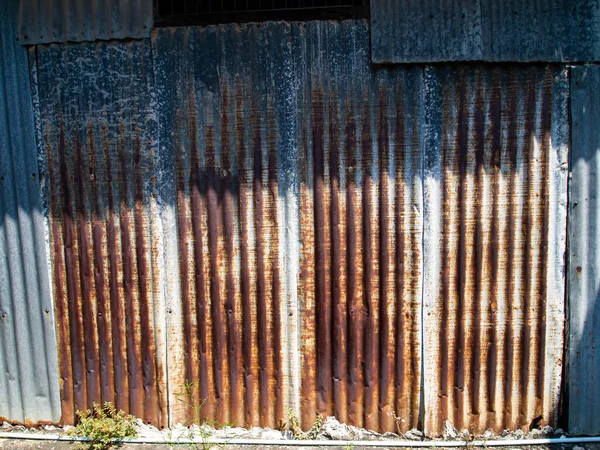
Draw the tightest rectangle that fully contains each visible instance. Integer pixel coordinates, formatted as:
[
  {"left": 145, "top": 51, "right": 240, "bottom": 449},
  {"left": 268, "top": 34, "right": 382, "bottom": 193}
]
[
  {"left": 6, "top": 17, "right": 584, "bottom": 437},
  {"left": 567, "top": 65, "right": 600, "bottom": 436},
  {"left": 0, "top": 0, "right": 61, "bottom": 425}
]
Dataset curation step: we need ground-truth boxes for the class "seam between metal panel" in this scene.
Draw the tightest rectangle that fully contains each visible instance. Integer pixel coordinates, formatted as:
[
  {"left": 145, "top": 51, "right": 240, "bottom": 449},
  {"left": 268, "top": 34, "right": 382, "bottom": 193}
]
[
  {"left": 28, "top": 43, "right": 61, "bottom": 422},
  {"left": 562, "top": 64, "right": 573, "bottom": 430},
  {"left": 418, "top": 64, "right": 427, "bottom": 432}
]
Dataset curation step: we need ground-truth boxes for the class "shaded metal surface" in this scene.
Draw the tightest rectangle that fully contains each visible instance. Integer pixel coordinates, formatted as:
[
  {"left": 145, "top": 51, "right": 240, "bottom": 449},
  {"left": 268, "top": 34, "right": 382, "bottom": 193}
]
[
  {"left": 35, "top": 39, "right": 168, "bottom": 427},
  {"left": 568, "top": 65, "right": 600, "bottom": 435},
  {"left": 153, "top": 22, "right": 299, "bottom": 429},
  {"left": 293, "top": 20, "right": 423, "bottom": 433},
  {"left": 422, "top": 66, "right": 569, "bottom": 436},
  {"left": 0, "top": 0, "right": 61, "bottom": 425},
  {"left": 18, "top": 0, "right": 152, "bottom": 45},
  {"left": 371, "top": 0, "right": 600, "bottom": 63}
]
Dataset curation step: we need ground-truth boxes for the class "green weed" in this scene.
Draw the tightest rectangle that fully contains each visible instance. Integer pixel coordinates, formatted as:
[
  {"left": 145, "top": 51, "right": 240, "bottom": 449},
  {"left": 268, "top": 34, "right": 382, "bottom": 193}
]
[{"left": 67, "top": 402, "right": 137, "bottom": 450}]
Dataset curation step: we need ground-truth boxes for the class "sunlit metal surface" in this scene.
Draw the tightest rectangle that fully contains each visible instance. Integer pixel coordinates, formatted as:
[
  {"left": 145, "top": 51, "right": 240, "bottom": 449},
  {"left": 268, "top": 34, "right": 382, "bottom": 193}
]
[
  {"left": 422, "top": 65, "right": 569, "bottom": 436},
  {"left": 27, "top": 17, "right": 571, "bottom": 434}
]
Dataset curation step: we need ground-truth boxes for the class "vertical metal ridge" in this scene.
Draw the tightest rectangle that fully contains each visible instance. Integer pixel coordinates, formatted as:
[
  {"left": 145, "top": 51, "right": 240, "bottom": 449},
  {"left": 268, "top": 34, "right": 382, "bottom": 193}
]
[
  {"left": 371, "top": 0, "right": 600, "bottom": 63},
  {"left": 0, "top": 0, "right": 60, "bottom": 425},
  {"left": 36, "top": 39, "right": 167, "bottom": 427},
  {"left": 423, "top": 65, "right": 568, "bottom": 436},
  {"left": 154, "top": 22, "right": 293, "bottom": 428},
  {"left": 18, "top": 0, "right": 152, "bottom": 45},
  {"left": 294, "top": 20, "right": 424, "bottom": 433}
]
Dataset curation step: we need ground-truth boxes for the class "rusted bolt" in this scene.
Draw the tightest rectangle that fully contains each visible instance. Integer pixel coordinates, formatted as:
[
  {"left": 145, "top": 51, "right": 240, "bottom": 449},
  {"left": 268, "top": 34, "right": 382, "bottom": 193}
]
[{"left": 577, "top": 266, "right": 582, "bottom": 273}]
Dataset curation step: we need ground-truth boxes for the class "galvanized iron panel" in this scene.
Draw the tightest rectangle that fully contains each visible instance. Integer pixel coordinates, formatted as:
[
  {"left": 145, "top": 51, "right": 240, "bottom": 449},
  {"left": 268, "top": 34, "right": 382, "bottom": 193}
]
[
  {"left": 480, "top": 0, "right": 600, "bottom": 63},
  {"left": 371, "top": 0, "right": 484, "bottom": 63},
  {"left": 18, "top": 0, "right": 152, "bottom": 45},
  {"left": 569, "top": 65, "right": 600, "bottom": 435},
  {"left": 423, "top": 66, "right": 569, "bottom": 436},
  {"left": 371, "top": 0, "right": 600, "bottom": 63},
  {"left": 152, "top": 22, "right": 299, "bottom": 428},
  {"left": 0, "top": 0, "right": 61, "bottom": 425},
  {"left": 36, "top": 39, "right": 167, "bottom": 427},
  {"left": 293, "top": 20, "right": 423, "bottom": 433}
]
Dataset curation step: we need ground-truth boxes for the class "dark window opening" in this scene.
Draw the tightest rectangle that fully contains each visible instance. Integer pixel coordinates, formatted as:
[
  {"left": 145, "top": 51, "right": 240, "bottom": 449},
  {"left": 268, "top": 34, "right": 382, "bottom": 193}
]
[{"left": 154, "top": 0, "right": 368, "bottom": 26}]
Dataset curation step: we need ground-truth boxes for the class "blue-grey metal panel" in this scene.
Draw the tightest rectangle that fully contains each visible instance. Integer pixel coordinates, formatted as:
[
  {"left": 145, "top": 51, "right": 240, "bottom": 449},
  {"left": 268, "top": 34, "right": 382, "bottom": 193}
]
[
  {"left": 371, "top": 0, "right": 600, "bottom": 63},
  {"left": 0, "top": 0, "right": 61, "bottom": 424},
  {"left": 569, "top": 65, "right": 600, "bottom": 435},
  {"left": 480, "top": 0, "right": 600, "bottom": 63},
  {"left": 371, "top": 0, "right": 484, "bottom": 63},
  {"left": 35, "top": 38, "right": 168, "bottom": 427},
  {"left": 18, "top": 0, "right": 152, "bottom": 45}
]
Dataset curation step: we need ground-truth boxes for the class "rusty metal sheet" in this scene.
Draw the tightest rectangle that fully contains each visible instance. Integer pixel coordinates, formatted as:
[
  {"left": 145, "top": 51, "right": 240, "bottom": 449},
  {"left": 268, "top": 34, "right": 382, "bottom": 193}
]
[
  {"left": 35, "top": 39, "right": 168, "bottom": 427},
  {"left": 152, "top": 22, "right": 298, "bottom": 428},
  {"left": 292, "top": 20, "right": 424, "bottom": 433},
  {"left": 0, "top": 0, "right": 61, "bottom": 425},
  {"left": 153, "top": 19, "right": 424, "bottom": 432},
  {"left": 18, "top": 0, "right": 152, "bottom": 45},
  {"left": 568, "top": 65, "right": 600, "bottom": 435},
  {"left": 371, "top": 0, "right": 600, "bottom": 63},
  {"left": 422, "top": 65, "right": 569, "bottom": 436}
]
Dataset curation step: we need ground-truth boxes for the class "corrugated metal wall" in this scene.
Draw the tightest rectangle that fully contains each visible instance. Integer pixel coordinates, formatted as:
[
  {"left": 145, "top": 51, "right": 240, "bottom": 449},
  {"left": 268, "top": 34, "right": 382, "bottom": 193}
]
[
  {"left": 293, "top": 21, "right": 423, "bottom": 433},
  {"left": 153, "top": 20, "right": 424, "bottom": 431},
  {"left": 151, "top": 20, "right": 568, "bottom": 435},
  {"left": 423, "top": 66, "right": 569, "bottom": 435},
  {"left": 153, "top": 22, "right": 298, "bottom": 429},
  {"left": 18, "top": 0, "right": 152, "bottom": 45},
  {"left": 370, "top": 0, "right": 600, "bottom": 63},
  {"left": 0, "top": 0, "right": 61, "bottom": 425},
  {"left": 7, "top": 9, "right": 577, "bottom": 433},
  {"left": 569, "top": 65, "right": 600, "bottom": 435},
  {"left": 35, "top": 39, "right": 168, "bottom": 427}
]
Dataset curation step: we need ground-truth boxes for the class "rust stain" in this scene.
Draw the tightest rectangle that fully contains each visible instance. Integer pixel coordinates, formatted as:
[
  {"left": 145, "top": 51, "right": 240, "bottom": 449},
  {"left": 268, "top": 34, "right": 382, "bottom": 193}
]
[
  {"left": 300, "top": 76, "right": 423, "bottom": 433},
  {"left": 87, "top": 122, "right": 114, "bottom": 407},
  {"left": 171, "top": 77, "right": 284, "bottom": 428},
  {"left": 236, "top": 84, "right": 256, "bottom": 428},
  {"left": 45, "top": 110, "right": 165, "bottom": 426},
  {"left": 425, "top": 66, "right": 565, "bottom": 436}
]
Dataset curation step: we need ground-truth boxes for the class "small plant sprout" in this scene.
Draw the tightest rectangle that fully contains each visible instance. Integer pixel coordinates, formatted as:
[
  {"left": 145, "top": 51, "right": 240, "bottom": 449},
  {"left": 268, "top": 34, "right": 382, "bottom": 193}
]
[
  {"left": 67, "top": 402, "right": 138, "bottom": 450},
  {"left": 174, "top": 379, "right": 235, "bottom": 450},
  {"left": 285, "top": 407, "right": 303, "bottom": 439},
  {"left": 304, "top": 413, "right": 324, "bottom": 440}
]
